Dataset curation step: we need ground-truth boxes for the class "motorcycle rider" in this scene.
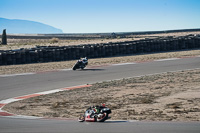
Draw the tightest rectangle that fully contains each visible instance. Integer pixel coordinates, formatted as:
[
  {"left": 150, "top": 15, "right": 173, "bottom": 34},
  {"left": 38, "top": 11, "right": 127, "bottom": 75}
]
[
  {"left": 79, "top": 103, "right": 111, "bottom": 122},
  {"left": 94, "top": 103, "right": 105, "bottom": 113},
  {"left": 79, "top": 57, "right": 88, "bottom": 67},
  {"left": 87, "top": 103, "right": 106, "bottom": 118}
]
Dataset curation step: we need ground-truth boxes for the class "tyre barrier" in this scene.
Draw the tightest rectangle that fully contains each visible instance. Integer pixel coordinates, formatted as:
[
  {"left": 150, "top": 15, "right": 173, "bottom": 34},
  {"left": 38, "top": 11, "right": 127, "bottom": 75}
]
[{"left": 0, "top": 35, "right": 200, "bottom": 66}]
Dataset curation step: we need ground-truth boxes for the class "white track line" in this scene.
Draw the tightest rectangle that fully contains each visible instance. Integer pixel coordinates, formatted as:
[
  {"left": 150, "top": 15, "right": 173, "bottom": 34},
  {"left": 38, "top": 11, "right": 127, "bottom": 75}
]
[
  {"left": 59, "top": 68, "right": 71, "bottom": 71},
  {"left": 112, "top": 62, "right": 137, "bottom": 66},
  {"left": 5, "top": 115, "right": 43, "bottom": 119},
  {"left": 155, "top": 58, "right": 179, "bottom": 62},
  {"left": 36, "top": 89, "right": 64, "bottom": 95},
  {"left": 0, "top": 98, "right": 22, "bottom": 104},
  {"left": 0, "top": 73, "right": 35, "bottom": 77}
]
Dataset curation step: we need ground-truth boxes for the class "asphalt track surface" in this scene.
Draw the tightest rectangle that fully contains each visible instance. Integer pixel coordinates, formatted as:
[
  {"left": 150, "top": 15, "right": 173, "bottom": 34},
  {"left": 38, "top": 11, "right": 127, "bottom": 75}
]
[{"left": 0, "top": 57, "right": 200, "bottom": 133}]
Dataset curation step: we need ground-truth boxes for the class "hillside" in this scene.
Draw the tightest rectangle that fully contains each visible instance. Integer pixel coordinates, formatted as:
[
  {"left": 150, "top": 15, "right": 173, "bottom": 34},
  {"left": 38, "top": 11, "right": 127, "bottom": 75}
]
[{"left": 0, "top": 18, "right": 63, "bottom": 34}]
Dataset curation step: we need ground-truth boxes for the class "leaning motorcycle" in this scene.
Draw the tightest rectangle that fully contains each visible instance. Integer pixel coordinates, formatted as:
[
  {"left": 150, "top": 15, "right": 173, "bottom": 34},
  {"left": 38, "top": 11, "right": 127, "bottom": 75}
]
[
  {"left": 72, "top": 60, "right": 87, "bottom": 70},
  {"left": 78, "top": 106, "right": 111, "bottom": 122}
]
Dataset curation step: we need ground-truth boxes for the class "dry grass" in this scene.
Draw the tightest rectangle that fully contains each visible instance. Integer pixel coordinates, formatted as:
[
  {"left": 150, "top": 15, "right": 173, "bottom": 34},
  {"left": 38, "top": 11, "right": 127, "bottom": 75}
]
[
  {"left": 1, "top": 31, "right": 200, "bottom": 50},
  {"left": 49, "top": 38, "right": 59, "bottom": 44},
  {"left": 0, "top": 38, "right": 139, "bottom": 50},
  {"left": 3, "top": 69, "right": 200, "bottom": 121}
]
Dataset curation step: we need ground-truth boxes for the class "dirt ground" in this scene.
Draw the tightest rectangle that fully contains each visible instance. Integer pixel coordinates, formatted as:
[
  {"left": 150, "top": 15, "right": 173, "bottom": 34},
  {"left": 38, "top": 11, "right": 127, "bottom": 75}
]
[
  {"left": 1, "top": 31, "right": 200, "bottom": 50},
  {"left": 3, "top": 69, "right": 200, "bottom": 121},
  {"left": 0, "top": 38, "right": 138, "bottom": 50}
]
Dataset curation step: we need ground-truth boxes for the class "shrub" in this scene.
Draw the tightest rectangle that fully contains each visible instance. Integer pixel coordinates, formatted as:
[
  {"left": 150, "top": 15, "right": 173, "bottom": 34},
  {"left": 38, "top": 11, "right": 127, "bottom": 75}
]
[{"left": 50, "top": 37, "right": 59, "bottom": 44}]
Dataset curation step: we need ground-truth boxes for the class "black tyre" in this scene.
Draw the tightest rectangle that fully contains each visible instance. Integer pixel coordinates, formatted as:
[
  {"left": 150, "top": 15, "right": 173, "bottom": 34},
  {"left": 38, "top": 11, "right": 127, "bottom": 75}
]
[
  {"left": 73, "top": 67, "right": 76, "bottom": 70},
  {"left": 72, "top": 64, "right": 77, "bottom": 70},
  {"left": 78, "top": 114, "right": 85, "bottom": 122}
]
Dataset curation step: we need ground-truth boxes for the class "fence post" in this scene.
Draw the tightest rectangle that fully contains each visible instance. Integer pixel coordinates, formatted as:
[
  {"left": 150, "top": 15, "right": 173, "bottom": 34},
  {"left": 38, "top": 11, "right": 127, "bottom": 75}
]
[{"left": 1, "top": 29, "right": 7, "bottom": 45}]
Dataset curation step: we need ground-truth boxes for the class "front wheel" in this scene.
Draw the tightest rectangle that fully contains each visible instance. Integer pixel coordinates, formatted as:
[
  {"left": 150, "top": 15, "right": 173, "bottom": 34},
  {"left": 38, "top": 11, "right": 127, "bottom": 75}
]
[
  {"left": 78, "top": 114, "right": 85, "bottom": 122},
  {"left": 96, "top": 113, "right": 108, "bottom": 122},
  {"left": 73, "top": 67, "right": 76, "bottom": 70},
  {"left": 72, "top": 65, "right": 77, "bottom": 70}
]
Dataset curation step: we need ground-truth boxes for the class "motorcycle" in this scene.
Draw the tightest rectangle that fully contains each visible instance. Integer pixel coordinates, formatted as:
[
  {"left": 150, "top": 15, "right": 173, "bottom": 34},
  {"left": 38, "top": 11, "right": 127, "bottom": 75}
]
[
  {"left": 72, "top": 59, "right": 88, "bottom": 70},
  {"left": 78, "top": 105, "right": 111, "bottom": 122}
]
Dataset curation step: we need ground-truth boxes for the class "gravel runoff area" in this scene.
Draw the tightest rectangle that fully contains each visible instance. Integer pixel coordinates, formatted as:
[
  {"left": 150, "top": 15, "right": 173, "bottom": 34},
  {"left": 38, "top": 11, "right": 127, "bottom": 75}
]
[
  {"left": 1, "top": 49, "right": 200, "bottom": 75},
  {"left": 3, "top": 69, "right": 200, "bottom": 121}
]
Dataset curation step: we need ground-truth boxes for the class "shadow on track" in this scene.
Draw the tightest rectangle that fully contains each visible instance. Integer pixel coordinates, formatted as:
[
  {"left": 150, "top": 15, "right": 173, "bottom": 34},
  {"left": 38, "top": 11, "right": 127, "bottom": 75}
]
[
  {"left": 77, "top": 69, "right": 105, "bottom": 71},
  {"left": 104, "top": 120, "right": 128, "bottom": 123}
]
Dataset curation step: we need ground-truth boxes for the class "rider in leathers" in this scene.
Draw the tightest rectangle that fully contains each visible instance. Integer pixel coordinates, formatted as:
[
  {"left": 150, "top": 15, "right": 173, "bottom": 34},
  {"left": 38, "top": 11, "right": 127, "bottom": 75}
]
[
  {"left": 79, "top": 57, "right": 88, "bottom": 67},
  {"left": 87, "top": 104, "right": 105, "bottom": 118}
]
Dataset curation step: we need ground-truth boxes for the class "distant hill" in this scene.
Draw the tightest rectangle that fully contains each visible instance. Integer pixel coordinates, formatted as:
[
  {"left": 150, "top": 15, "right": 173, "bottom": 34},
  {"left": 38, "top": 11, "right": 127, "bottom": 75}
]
[{"left": 0, "top": 18, "right": 63, "bottom": 34}]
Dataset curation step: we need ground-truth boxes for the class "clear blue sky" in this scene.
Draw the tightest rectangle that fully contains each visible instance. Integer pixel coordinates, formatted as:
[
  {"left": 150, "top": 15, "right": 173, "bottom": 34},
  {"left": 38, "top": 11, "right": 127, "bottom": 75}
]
[{"left": 0, "top": 0, "right": 200, "bottom": 33}]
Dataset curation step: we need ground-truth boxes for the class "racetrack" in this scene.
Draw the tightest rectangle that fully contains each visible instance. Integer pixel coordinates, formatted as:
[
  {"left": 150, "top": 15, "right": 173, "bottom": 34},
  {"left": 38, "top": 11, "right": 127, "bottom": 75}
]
[
  {"left": 1, "top": 117, "right": 199, "bottom": 133},
  {"left": 0, "top": 57, "right": 200, "bottom": 132}
]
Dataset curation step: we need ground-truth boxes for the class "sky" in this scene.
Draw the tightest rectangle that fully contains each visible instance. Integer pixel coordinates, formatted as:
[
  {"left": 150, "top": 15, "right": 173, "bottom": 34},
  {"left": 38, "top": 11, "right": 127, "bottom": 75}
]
[{"left": 0, "top": 0, "right": 200, "bottom": 33}]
